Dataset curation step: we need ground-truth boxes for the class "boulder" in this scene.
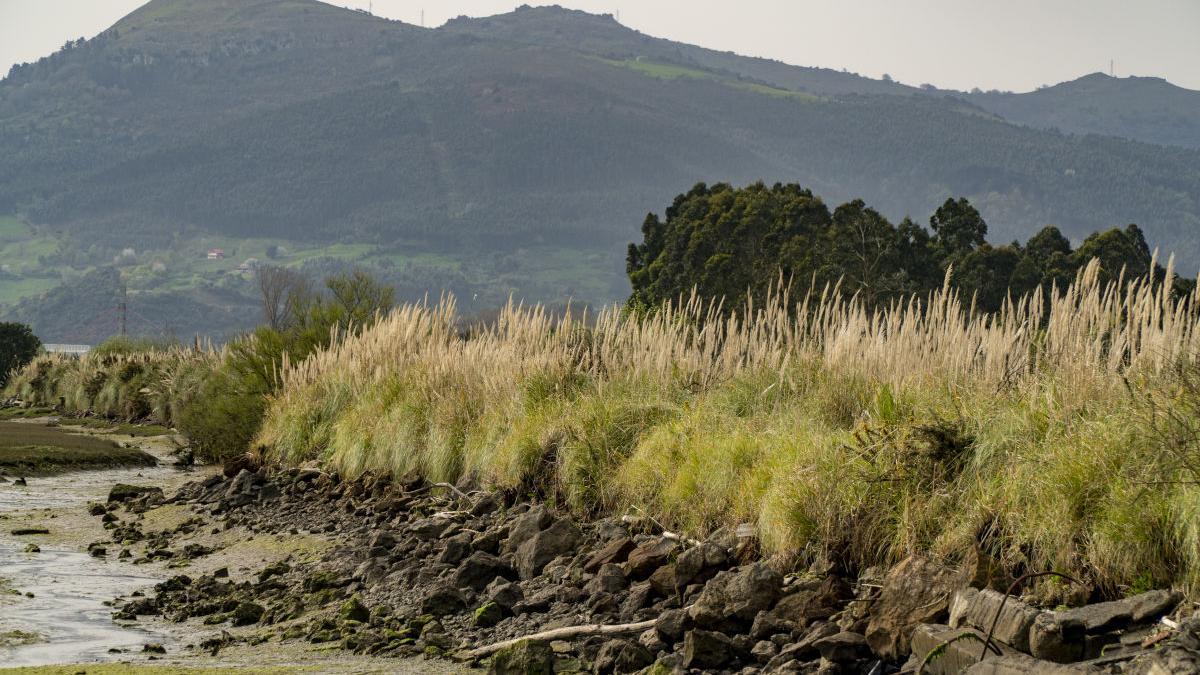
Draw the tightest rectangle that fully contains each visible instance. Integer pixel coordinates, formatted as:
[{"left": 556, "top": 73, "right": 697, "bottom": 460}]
[
  {"left": 489, "top": 639, "right": 553, "bottom": 675},
  {"left": 673, "top": 542, "right": 728, "bottom": 588},
  {"left": 773, "top": 576, "right": 853, "bottom": 624},
  {"left": 584, "top": 537, "right": 637, "bottom": 573},
  {"left": 438, "top": 532, "right": 473, "bottom": 564},
  {"left": 473, "top": 601, "right": 505, "bottom": 628},
  {"left": 689, "top": 562, "right": 782, "bottom": 629},
  {"left": 1028, "top": 590, "right": 1183, "bottom": 663},
  {"left": 515, "top": 519, "right": 581, "bottom": 579},
  {"left": 654, "top": 608, "right": 692, "bottom": 644},
  {"left": 108, "top": 484, "right": 163, "bottom": 504},
  {"left": 865, "top": 555, "right": 961, "bottom": 660},
  {"left": 453, "top": 551, "right": 516, "bottom": 591},
  {"left": 501, "top": 504, "right": 554, "bottom": 556},
  {"left": 949, "top": 587, "right": 1040, "bottom": 652},
  {"left": 585, "top": 563, "right": 630, "bottom": 595},
  {"left": 910, "top": 623, "right": 1019, "bottom": 675},
  {"left": 485, "top": 579, "right": 525, "bottom": 610},
  {"left": 231, "top": 601, "right": 265, "bottom": 626},
  {"left": 338, "top": 594, "right": 370, "bottom": 623},
  {"left": 592, "top": 638, "right": 653, "bottom": 674},
  {"left": 681, "top": 629, "right": 734, "bottom": 670},
  {"left": 813, "top": 631, "right": 871, "bottom": 664},
  {"left": 421, "top": 584, "right": 468, "bottom": 616},
  {"left": 624, "top": 538, "right": 677, "bottom": 580}
]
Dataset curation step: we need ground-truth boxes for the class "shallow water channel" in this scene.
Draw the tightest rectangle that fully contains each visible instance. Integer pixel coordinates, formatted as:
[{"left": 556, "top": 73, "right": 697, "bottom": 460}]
[{"left": 0, "top": 450, "right": 185, "bottom": 666}]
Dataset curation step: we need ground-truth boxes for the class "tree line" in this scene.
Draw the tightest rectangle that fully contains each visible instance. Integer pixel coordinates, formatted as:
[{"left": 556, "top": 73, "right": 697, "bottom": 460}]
[{"left": 626, "top": 181, "right": 1192, "bottom": 313}]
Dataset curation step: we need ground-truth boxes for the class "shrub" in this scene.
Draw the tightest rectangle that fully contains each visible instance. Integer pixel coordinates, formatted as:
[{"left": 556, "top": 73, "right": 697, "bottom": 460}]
[{"left": 0, "top": 322, "right": 41, "bottom": 389}]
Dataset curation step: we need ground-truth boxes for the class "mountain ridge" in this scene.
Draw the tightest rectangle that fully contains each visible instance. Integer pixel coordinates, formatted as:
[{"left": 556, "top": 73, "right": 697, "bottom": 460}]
[{"left": 1, "top": 0, "right": 1199, "bottom": 341}]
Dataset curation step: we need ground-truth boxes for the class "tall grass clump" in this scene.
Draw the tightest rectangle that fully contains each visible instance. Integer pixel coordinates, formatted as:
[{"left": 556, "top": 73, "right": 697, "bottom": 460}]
[{"left": 258, "top": 259, "right": 1200, "bottom": 596}]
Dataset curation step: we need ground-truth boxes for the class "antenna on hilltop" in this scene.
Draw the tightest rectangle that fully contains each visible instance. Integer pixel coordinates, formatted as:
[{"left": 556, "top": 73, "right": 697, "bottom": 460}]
[
  {"left": 1110, "top": 59, "right": 1114, "bottom": 77},
  {"left": 615, "top": 9, "right": 620, "bottom": 23},
  {"left": 421, "top": 9, "right": 425, "bottom": 27}
]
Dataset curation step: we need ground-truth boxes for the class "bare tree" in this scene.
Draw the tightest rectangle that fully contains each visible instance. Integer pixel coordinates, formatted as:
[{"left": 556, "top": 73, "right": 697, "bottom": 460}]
[{"left": 256, "top": 265, "right": 311, "bottom": 331}]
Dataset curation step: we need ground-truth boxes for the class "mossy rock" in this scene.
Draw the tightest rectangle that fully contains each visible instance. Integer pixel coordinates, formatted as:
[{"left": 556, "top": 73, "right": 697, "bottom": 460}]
[
  {"left": 473, "top": 601, "right": 504, "bottom": 628},
  {"left": 489, "top": 639, "right": 553, "bottom": 675},
  {"left": 230, "top": 601, "right": 265, "bottom": 626},
  {"left": 338, "top": 593, "right": 370, "bottom": 623}
]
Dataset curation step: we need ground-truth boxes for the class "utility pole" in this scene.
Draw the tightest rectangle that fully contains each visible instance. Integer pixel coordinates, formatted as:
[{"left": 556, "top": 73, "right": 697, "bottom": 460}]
[
  {"left": 119, "top": 282, "right": 127, "bottom": 336},
  {"left": 420, "top": 9, "right": 425, "bottom": 27},
  {"left": 1110, "top": 59, "right": 1114, "bottom": 77}
]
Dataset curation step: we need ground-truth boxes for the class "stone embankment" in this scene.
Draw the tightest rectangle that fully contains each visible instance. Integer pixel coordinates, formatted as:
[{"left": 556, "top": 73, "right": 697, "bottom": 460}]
[{"left": 94, "top": 467, "right": 1199, "bottom": 673}]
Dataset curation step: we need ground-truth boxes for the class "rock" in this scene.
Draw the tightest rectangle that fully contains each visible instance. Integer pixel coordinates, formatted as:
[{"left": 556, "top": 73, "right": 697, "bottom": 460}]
[
  {"left": 813, "top": 631, "right": 870, "bottom": 663},
  {"left": 584, "top": 537, "right": 637, "bottom": 573},
  {"left": 593, "top": 638, "right": 653, "bottom": 674},
  {"left": 638, "top": 628, "right": 666, "bottom": 654},
  {"left": 620, "top": 581, "right": 653, "bottom": 619},
  {"left": 88, "top": 542, "right": 107, "bottom": 557},
  {"left": 474, "top": 601, "right": 505, "bottom": 628},
  {"left": 23, "top": 543, "right": 39, "bottom": 553},
  {"left": 750, "top": 610, "right": 791, "bottom": 640},
  {"left": 489, "top": 638, "right": 553, "bottom": 675},
  {"left": 655, "top": 608, "right": 692, "bottom": 644},
  {"left": 949, "top": 587, "right": 1040, "bottom": 652},
  {"left": 751, "top": 639, "right": 779, "bottom": 663},
  {"left": 624, "top": 538, "right": 677, "bottom": 580},
  {"left": 673, "top": 542, "right": 728, "bottom": 588},
  {"left": 501, "top": 504, "right": 554, "bottom": 556},
  {"left": 87, "top": 502, "right": 107, "bottom": 516},
  {"left": 14, "top": 477, "right": 26, "bottom": 486},
  {"left": 421, "top": 584, "right": 467, "bottom": 616},
  {"left": 11, "top": 527, "right": 49, "bottom": 535},
  {"left": 338, "top": 594, "right": 370, "bottom": 623},
  {"left": 108, "top": 484, "right": 163, "bottom": 504},
  {"left": 471, "top": 528, "right": 505, "bottom": 554},
  {"left": 1028, "top": 590, "right": 1183, "bottom": 663},
  {"left": 764, "top": 622, "right": 839, "bottom": 670},
  {"left": 453, "top": 551, "right": 516, "bottom": 591},
  {"left": 910, "top": 623, "right": 1019, "bottom": 675},
  {"left": 408, "top": 517, "right": 449, "bottom": 541},
  {"left": 647, "top": 564, "right": 676, "bottom": 597},
  {"left": 864, "top": 555, "right": 961, "bottom": 660},
  {"left": 438, "top": 532, "right": 473, "bottom": 564},
  {"left": 231, "top": 601, "right": 265, "bottom": 626},
  {"left": 773, "top": 576, "right": 853, "bottom": 624},
  {"left": 470, "top": 493, "right": 500, "bottom": 517},
  {"left": 366, "top": 530, "right": 396, "bottom": 550},
  {"left": 485, "top": 579, "right": 524, "bottom": 610},
  {"left": 515, "top": 519, "right": 581, "bottom": 579},
  {"left": 587, "top": 563, "right": 630, "bottom": 596},
  {"left": 681, "top": 629, "right": 734, "bottom": 670},
  {"left": 142, "top": 643, "right": 166, "bottom": 654},
  {"left": 690, "top": 562, "right": 782, "bottom": 629}
]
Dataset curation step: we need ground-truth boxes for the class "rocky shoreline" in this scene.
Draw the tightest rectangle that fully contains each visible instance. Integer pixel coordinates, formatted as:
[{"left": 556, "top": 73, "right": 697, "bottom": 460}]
[{"left": 74, "top": 464, "right": 1199, "bottom": 674}]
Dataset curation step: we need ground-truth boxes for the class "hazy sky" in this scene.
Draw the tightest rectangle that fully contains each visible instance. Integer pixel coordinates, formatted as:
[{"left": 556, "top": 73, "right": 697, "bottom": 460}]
[{"left": 2, "top": 0, "right": 1198, "bottom": 92}]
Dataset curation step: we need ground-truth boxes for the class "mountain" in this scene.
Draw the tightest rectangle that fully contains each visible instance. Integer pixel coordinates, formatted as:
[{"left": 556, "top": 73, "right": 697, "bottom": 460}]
[
  {"left": 1, "top": 1, "right": 1199, "bottom": 342},
  {"left": 961, "top": 73, "right": 1200, "bottom": 150}
]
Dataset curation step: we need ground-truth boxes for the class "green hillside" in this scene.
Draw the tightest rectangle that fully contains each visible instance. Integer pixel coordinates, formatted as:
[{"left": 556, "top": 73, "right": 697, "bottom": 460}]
[{"left": 1, "top": 1, "right": 1199, "bottom": 342}]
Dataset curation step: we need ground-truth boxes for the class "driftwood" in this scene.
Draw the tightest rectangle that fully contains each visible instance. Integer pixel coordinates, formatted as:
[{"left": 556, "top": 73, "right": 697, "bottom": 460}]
[{"left": 460, "top": 618, "right": 658, "bottom": 660}]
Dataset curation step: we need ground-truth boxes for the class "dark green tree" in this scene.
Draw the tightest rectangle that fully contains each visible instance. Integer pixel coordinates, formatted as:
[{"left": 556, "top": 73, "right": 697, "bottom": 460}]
[
  {"left": 0, "top": 322, "right": 41, "bottom": 388},
  {"left": 930, "top": 197, "right": 988, "bottom": 263}
]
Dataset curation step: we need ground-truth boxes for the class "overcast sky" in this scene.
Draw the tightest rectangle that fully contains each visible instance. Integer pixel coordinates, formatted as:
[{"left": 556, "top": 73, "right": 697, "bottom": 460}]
[{"left": 2, "top": 0, "right": 1197, "bottom": 92}]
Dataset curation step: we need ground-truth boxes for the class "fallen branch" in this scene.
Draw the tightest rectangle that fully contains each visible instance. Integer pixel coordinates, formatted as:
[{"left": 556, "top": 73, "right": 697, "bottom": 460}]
[{"left": 460, "top": 618, "right": 658, "bottom": 660}]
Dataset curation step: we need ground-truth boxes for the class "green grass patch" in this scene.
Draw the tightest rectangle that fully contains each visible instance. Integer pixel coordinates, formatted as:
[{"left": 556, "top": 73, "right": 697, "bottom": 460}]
[
  {"left": 595, "top": 57, "right": 820, "bottom": 100},
  {"left": 0, "top": 421, "right": 156, "bottom": 475}
]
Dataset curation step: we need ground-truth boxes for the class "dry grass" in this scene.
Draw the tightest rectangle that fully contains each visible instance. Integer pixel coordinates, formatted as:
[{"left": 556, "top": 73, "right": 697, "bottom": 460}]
[{"left": 256, "top": 260, "right": 1200, "bottom": 596}]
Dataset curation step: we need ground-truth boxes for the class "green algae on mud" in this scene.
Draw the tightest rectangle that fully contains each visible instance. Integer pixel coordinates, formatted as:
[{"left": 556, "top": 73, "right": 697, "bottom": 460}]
[{"left": 0, "top": 422, "right": 156, "bottom": 475}]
